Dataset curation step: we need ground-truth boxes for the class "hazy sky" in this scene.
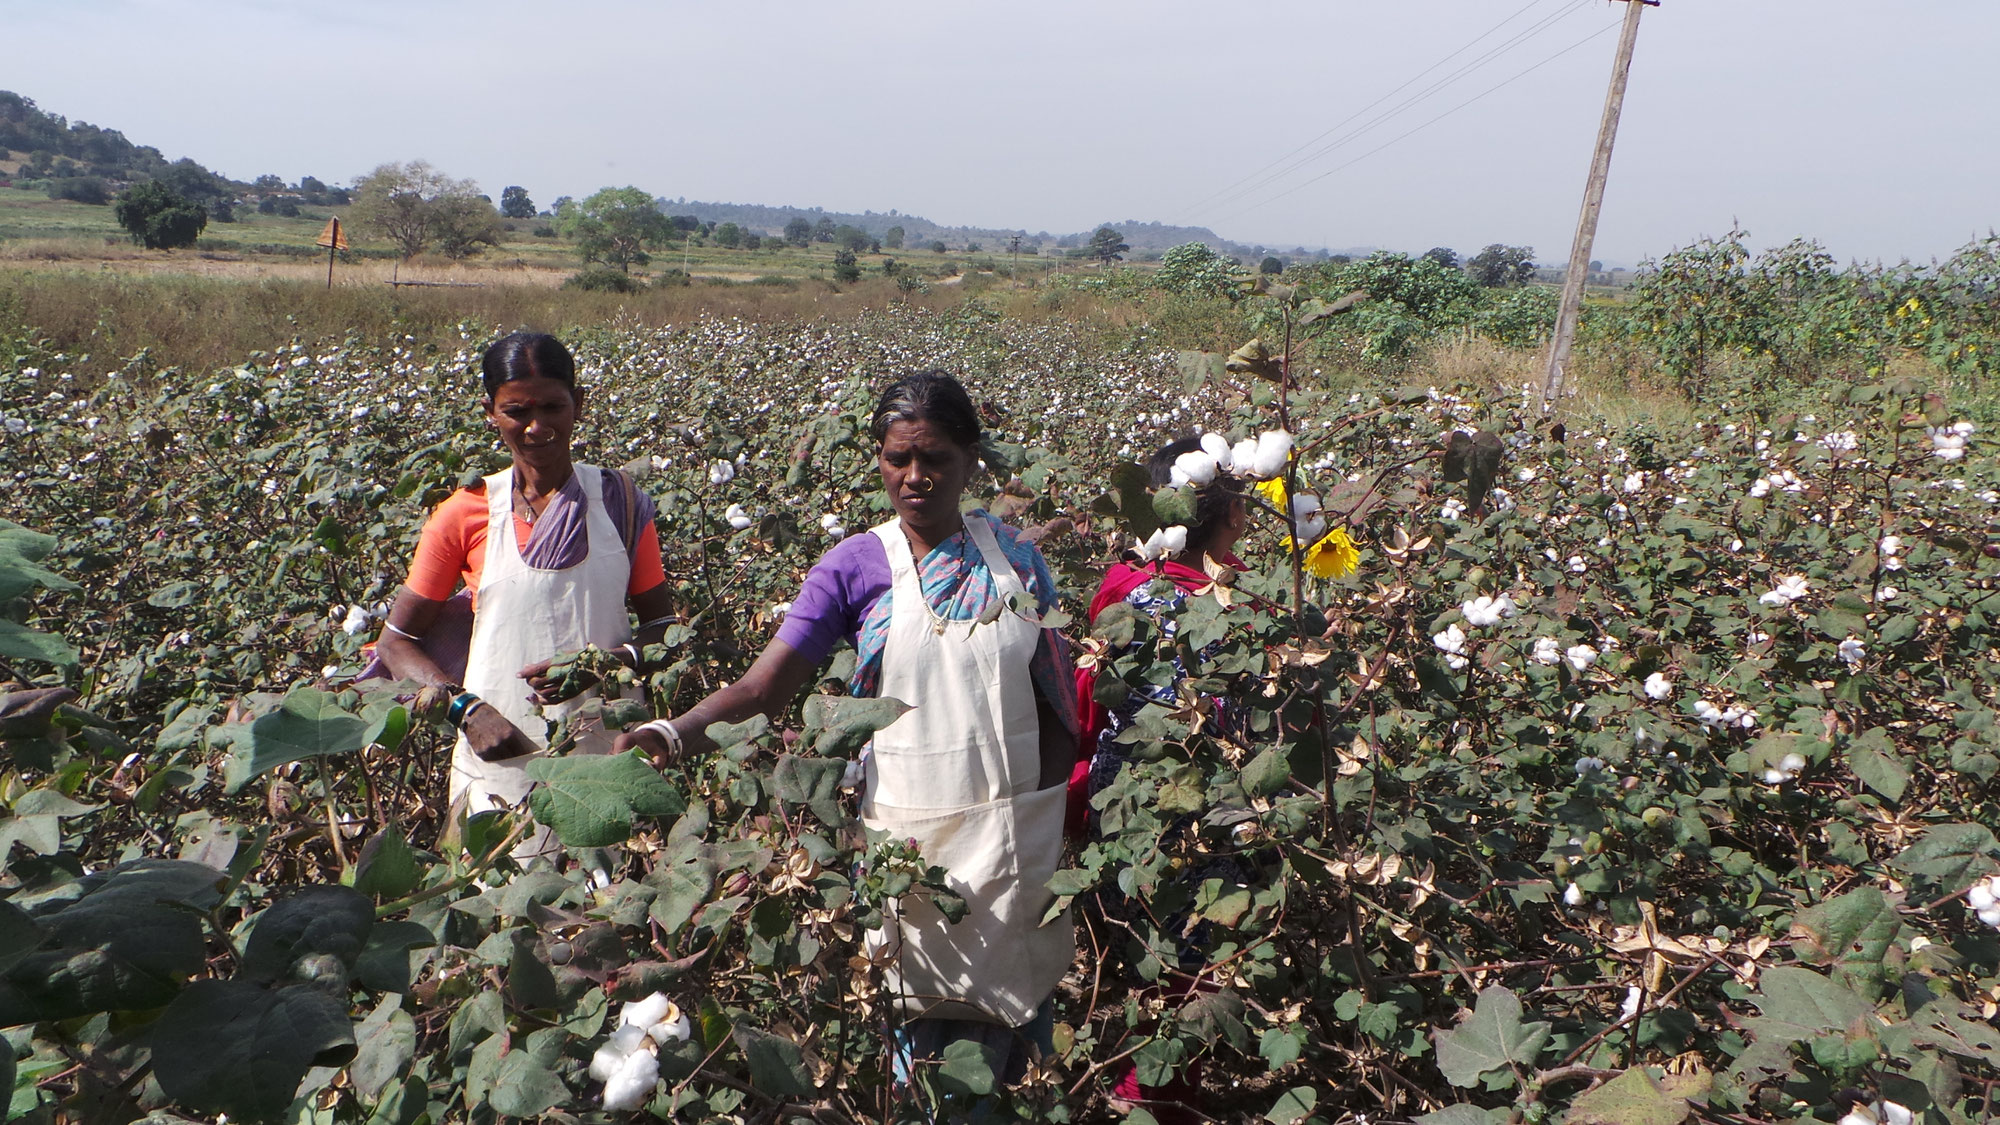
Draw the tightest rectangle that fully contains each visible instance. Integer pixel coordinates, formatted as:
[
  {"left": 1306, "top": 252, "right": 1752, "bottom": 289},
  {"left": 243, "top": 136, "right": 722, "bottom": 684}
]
[{"left": 8, "top": 0, "right": 1996, "bottom": 265}]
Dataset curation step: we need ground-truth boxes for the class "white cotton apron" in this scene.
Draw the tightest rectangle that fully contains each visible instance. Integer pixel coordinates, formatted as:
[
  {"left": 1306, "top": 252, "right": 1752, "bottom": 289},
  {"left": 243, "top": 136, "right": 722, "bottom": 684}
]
[
  {"left": 451, "top": 465, "right": 632, "bottom": 855},
  {"left": 861, "top": 516, "right": 1075, "bottom": 1027}
]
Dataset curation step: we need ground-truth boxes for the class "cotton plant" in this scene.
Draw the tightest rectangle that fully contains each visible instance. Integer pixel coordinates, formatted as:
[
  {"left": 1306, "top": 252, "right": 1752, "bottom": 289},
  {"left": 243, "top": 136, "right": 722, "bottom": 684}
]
[
  {"left": 1966, "top": 874, "right": 2000, "bottom": 930},
  {"left": 1759, "top": 575, "right": 1810, "bottom": 607},
  {"left": 724, "top": 503, "right": 754, "bottom": 531},
  {"left": 1761, "top": 752, "right": 1807, "bottom": 786},
  {"left": 1433, "top": 624, "right": 1469, "bottom": 671},
  {"left": 1644, "top": 672, "right": 1674, "bottom": 701}
]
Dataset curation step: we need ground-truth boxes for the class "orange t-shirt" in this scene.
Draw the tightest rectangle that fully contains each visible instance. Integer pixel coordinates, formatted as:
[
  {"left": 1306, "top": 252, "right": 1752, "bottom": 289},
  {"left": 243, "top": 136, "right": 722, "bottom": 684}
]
[{"left": 404, "top": 487, "right": 666, "bottom": 608}]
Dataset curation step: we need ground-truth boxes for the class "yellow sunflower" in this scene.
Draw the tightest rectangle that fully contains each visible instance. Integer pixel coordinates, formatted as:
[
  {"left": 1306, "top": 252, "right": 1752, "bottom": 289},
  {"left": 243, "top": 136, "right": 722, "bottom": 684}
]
[
  {"left": 1303, "top": 526, "right": 1360, "bottom": 579},
  {"left": 1253, "top": 475, "right": 1287, "bottom": 511}
]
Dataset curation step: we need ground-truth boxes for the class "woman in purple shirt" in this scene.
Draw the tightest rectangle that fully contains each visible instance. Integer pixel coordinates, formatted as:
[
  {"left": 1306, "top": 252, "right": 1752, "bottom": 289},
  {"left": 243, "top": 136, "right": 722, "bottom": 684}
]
[{"left": 620, "top": 371, "right": 1076, "bottom": 1088}]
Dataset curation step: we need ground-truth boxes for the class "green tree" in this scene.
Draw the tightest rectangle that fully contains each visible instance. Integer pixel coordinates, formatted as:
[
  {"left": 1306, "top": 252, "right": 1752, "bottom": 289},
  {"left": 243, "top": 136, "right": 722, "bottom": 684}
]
[
  {"left": 430, "top": 194, "right": 503, "bottom": 259},
  {"left": 832, "top": 224, "right": 870, "bottom": 253},
  {"left": 783, "top": 217, "right": 813, "bottom": 247},
  {"left": 713, "top": 222, "right": 742, "bottom": 248},
  {"left": 499, "top": 185, "right": 536, "bottom": 219},
  {"left": 350, "top": 161, "right": 487, "bottom": 259},
  {"left": 1422, "top": 246, "right": 1460, "bottom": 270},
  {"left": 1086, "top": 226, "right": 1129, "bottom": 265},
  {"left": 557, "top": 186, "right": 671, "bottom": 273},
  {"left": 812, "top": 217, "right": 836, "bottom": 243},
  {"left": 1259, "top": 256, "right": 1284, "bottom": 275},
  {"left": 928, "top": 240, "right": 947, "bottom": 254},
  {"left": 113, "top": 180, "right": 207, "bottom": 249},
  {"left": 883, "top": 225, "right": 905, "bottom": 250},
  {"left": 1466, "top": 243, "right": 1537, "bottom": 287},
  {"left": 832, "top": 248, "right": 861, "bottom": 283}
]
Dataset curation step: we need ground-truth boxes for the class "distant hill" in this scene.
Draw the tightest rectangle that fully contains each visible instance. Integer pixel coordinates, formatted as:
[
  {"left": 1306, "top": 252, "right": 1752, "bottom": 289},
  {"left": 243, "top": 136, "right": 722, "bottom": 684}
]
[{"left": 655, "top": 198, "right": 1358, "bottom": 262}]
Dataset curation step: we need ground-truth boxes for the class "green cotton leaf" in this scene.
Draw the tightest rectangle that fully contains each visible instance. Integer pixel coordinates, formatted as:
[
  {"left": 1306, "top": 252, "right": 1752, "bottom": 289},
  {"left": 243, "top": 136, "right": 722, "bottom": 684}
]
[
  {"left": 1259, "top": 1025, "right": 1306, "bottom": 1070},
  {"left": 0, "top": 858, "right": 225, "bottom": 1024},
  {"left": 1152, "top": 485, "right": 1198, "bottom": 528},
  {"left": 352, "top": 828, "right": 423, "bottom": 902},
  {"left": 0, "top": 619, "right": 77, "bottom": 666},
  {"left": 0, "top": 788, "right": 100, "bottom": 871},
  {"left": 150, "top": 980, "right": 357, "bottom": 1121},
  {"left": 732, "top": 1023, "right": 813, "bottom": 1098},
  {"left": 1910, "top": 1002, "right": 2000, "bottom": 1067},
  {"left": 480, "top": 1032, "right": 569, "bottom": 1119},
  {"left": 241, "top": 885, "right": 375, "bottom": 985},
  {"left": 1789, "top": 887, "right": 1902, "bottom": 986},
  {"left": 647, "top": 848, "right": 719, "bottom": 936},
  {"left": 1415, "top": 1109, "right": 1510, "bottom": 1125},
  {"left": 1565, "top": 1066, "right": 1691, "bottom": 1125},
  {"left": 1847, "top": 731, "right": 1910, "bottom": 804},
  {"left": 1732, "top": 965, "right": 1878, "bottom": 1085},
  {"left": 359, "top": 700, "right": 410, "bottom": 753},
  {"left": 353, "top": 921, "right": 437, "bottom": 995},
  {"left": 802, "top": 694, "right": 912, "bottom": 759},
  {"left": 224, "top": 687, "right": 371, "bottom": 794},
  {"left": 525, "top": 751, "right": 686, "bottom": 847},
  {"left": 0, "top": 900, "right": 44, "bottom": 975},
  {"left": 936, "top": 1037, "right": 998, "bottom": 1097},
  {"left": 1432, "top": 986, "right": 1551, "bottom": 1090},
  {"left": 1891, "top": 823, "right": 2000, "bottom": 891},
  {"left": 1178, "top": 989, "right": 1248, "bottom": 1050},
  {"left": 1264, "top": 1085, "right": 1319, "bottom": 1125},
  {"left": 0, "top": 523, "right": 78, "bottom": 601},
  {"left": 769, "top": 753, "right": 850, "bottom": 826},
  {"left": 349, "top": 997, "right": 417, "bottom": 1101},
  {"left": 1241, "top": 745, "right": 1293, "bottom": 798},
  {"left": 147, "top": 580, "right": 203, "bottom": 609}
]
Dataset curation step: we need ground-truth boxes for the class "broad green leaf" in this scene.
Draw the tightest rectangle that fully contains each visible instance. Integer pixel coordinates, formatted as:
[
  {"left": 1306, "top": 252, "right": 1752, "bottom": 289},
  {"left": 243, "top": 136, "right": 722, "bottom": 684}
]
[
  {"left": 732, "top": 1023, "right": 812, "bottom": 1097},
  {"left": 0, "top": 859, "right": 224, "bottom": 1024},
  {"left": 1433, "top": 986, "right": 1550, "bottom": 1090},
  {"left": 147, "top": 580, "right": 202, "bottom": 608},
  {"left": 241, "top": 885, "right": 375, "bottom": 984},
  {"left": 525, "top": 751, "right": 686, "bottom": 847},
  {"left": 935, "top": 1037, "right": 997, "bottom": 1097},
  {"left": 352, "top": 828, "right": 423, "bottom": 901},
  {"left": 1241, "top": 745, "right": 1292, "bottom": 798},
  {"left": 1789, "top": 887, "right": 1901, "bottom": 986},
  {"left": 0, "top": 619, "right": 77, "bottom": 666},
  {"left": 1265, "top": 1085, "right": 1318, "bottom": 1125},
  {"left": 769, "top": 753, "right": 850, "bottom": 826},
  {"left": 1846, "top": 728, "right": 1908, "bottom": 803},
  {"left": 802, "top": 694, "right": 912, "bottom": 759},
  {"left": 0, "top": 900, "right": 44, "bottom": 974},
  {"left": 1178, "top": 989, "right": 1248, "bottom": 1050},
  {"left": 1416, "top": 1109, "right": 1508, "bottom": 1125},
  {"left": 151, "top": 980, "right": 357, "bottom": 1121},
  {"left": 224, "top": 688, "right": 370, "bottom": 793},
  {"left": 1259, "top": 1025, "right": 1306, "bottom": 1070},
  {"left": 1565, "top": 1066, "right": 1691, "bottom": 1125},
  {"left": 1891, "top": 823, "right": 2000, "bottom": 891},
  {"left": 349, "top": 996, "right": 416, "bottom": 1100}
]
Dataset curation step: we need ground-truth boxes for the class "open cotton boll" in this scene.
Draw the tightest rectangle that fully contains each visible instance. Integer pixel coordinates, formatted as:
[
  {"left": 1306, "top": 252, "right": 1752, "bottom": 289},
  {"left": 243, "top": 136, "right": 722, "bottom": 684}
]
[
  {"left": 340, "top": 605, "right": 371, "bottom": 636},
  {"left": 1200, "top": 431, "right": 1234, "bottom": 469},
  {"left": 1532, "top": 637, "right": 1561, "bottom": 665},
  {"left": 1160, "top": 525, "right": 1188, "bottom": 555},
  {"left": 589, "top": 1023, "right": 649, "bottom": 1081},
  {"left": 619, "top": 993, "right": 675, "bottom": 1031},
  {"left": 1251, "top": 430, "right": 1294, "bottom": 479},
  {"left": 648, "top": 1006, "right": 692, "bottom": 1044},
  {"left": 708, "top": 460, "right": 735, "bottom": 486},
  {"left": 1966, "top": 881, "right": 1996, "bottom": 911},
  {"left": 1229, "top": 438, "right": 1261, "bottom": 477},
  {"left": 1461, "top": 595, "right": 1518, "bottom": 628},
  {"left": 1644, "top": 672, "right": 1674, "bottom": 700},
  {"left": 725, "top": 503, "right": 754, "bottom": 531},
  {"left": 601, "top": 1046, "right": 660, "bottom": 1112}
]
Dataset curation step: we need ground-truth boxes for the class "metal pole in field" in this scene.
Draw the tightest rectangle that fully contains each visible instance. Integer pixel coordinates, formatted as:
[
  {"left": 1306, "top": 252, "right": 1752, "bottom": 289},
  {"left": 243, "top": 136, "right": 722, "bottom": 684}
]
[{"left": 1541, "top": 0, "right": 1655, "bottom": 410}]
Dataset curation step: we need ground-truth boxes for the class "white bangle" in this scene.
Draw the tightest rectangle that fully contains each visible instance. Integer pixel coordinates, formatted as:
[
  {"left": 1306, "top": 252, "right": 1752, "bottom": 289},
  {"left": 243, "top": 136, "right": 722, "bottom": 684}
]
[
  {"left": 621, "top": 642, "right": 642, "bottom": 668},
  {"left": 637, "top": 717, "right": 683, "bottom": 755}
]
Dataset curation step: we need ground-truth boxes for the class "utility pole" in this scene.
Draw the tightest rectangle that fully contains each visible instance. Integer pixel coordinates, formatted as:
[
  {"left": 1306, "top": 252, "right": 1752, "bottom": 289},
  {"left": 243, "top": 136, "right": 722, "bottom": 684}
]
[{"left": 1541, "top": 0, "right": 1656, "bottom": 410}]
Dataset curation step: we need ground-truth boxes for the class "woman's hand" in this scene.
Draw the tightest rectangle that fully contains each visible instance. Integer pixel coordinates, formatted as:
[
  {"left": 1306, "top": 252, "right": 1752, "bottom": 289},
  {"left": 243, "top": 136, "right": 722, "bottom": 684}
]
[
  {"left": 462, "top": 704, "right": 539, "bottom": 762},
  {"left": 614, "top": 724, "right": 679, "bottom": 770},
  {"left": 519, "top": 657, "right": 591, "bottom": 706}
]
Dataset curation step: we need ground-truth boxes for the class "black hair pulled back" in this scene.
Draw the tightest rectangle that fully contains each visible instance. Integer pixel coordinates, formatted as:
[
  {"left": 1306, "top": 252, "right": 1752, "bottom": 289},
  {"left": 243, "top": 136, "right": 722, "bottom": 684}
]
[
  {"left": 1148, "top": 436, "right": 1245, "bottom": 551},
  {"left": 869, "top": 371, "right": 982, "bottom": 449},
  {"left": 480, "top": 332, "right": 577, "bottom": 397}
]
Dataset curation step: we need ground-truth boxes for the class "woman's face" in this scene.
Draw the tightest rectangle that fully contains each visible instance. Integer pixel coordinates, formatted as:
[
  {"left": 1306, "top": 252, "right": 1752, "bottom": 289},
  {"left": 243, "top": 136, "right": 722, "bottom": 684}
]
[
  {"left": 485, "top": 376, "right": 580, "bottom": 474},
  {"left": 878, "top": 418, "right": 977, "bottom": 534}
]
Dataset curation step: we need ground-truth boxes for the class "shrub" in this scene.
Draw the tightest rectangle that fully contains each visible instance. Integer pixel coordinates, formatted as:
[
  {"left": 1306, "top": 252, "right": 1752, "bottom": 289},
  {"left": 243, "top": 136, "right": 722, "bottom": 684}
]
[
  {"left": 113, "top": 181, "right": 208, "bottom": 250},
  {"left": 651, "top": 269, "right": 690, "bottom": 289},
  {"left": 45, "top": 176, "right": 110, "bottom": 205},
  {"left": 831, "top": 249, "right": 861, "bottom": 283},
  {"left": 561, "top": 267, "right": 642, "bottom": 293}
]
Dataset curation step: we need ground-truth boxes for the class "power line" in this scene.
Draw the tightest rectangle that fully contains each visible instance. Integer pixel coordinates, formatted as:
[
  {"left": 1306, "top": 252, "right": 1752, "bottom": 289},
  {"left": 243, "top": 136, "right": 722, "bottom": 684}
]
[
  {"left": 1216, "top": 16, "right": 1628, "bottom": 225},
  {"left": 1179, "top": 0, "right": 1598, "bottom": 220}
]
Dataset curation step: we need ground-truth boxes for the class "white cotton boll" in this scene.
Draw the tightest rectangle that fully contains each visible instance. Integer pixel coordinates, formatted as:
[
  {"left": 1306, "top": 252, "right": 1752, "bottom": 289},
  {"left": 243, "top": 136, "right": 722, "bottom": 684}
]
[
  {"left": 1749, "top": 478, "right": 1772, "bottom": 499},
  {"left": 1762, "top": 768, "right": 1788, "bottom": 785},
  {"left": 1564, "top": 883, "right": 1584, "bottom": 906},
  {"left": 1980, "top": 905, "right": 2000, "bottom": 929},
  {"left": 1532, "top": 637, "right": 1561, "bottom": 665},
  {"left": 1967, "top": 882, "right": 1996, "bottom": 911},
  {"left": 1879, "top": 586, "right": 1898, "bottom": 601},
  {"left": 1440, "top": 498, "right": 1466, "bottom": 521},
  {"left": 1200, "top": 431, "right": 1234, "bottom": 469},
  {"left": 1250, "top": 429, "right": 1294, "bottom": 478},
  {"left": 708, "top": 459, "right": 736, "bottom": 485},
  {"left": 1433, "top": 624, "right": 1467, "bottom": 656},
  {"left": 1624, "top": 472, "right": 1645, "bottom": 494},
  {"left": 648, "top": 1008, "right": 692, "bottom": 1045},
  {"left": 725, "top": 503, "right": 754, "bottom": 531},
  {"left": 1780, "top": 752, "right": 1806, "bottom": 774},
  {"left": 1839, "top": 638, "right": 1865, "bottom": 666},
  {"left": 1575, "top": 756, "right": 1605, "bottom": 775},
  {"left": 1568, "top": 555, "right": 1589, "bottom": 574},
  {"left": 1619, "top": 985, "right": 1642, "bottom": 1022},
  {"left": 1837, "top": 1111, "right": 1874, "bottom": 1125},
  {"left": 1644, "top": 672, "right": 1674, "bottom": 701},
  {"left": 1173, "top": 451, "right": 1220, "bottom": 486},
  {"left": 590, "top": 1041, "right": 630, "bottom": 1083},
  {"left": 820, "top": 513, "right": 841, "bottom": 531},
  {"left": 1229, "top": 438, "right": 1260, "bottom": 477},
  {"left": 619, "top": 993, "right": 674, "bottom": 1032},
  {"left": 1564, "top": 644, "right": 1598, "bottom": 672},
  {"left": 601, "top": 1046, "right": 659, "bottom": 1112},
  {"left": 340, "top": 605, "right": 371, "bottom": 636},
  {"left": 1880, "top": 535, "right": 1902, "bottom": 556},
  {"left": 1694, "top": 701, "right": 1725, "bottom": 728},
  {"left": 1160, "top": 525, "right": 1188, "bottom": 555},
  {"left": 1461, "top": 595, "right": 1517, "bottom": 628}
]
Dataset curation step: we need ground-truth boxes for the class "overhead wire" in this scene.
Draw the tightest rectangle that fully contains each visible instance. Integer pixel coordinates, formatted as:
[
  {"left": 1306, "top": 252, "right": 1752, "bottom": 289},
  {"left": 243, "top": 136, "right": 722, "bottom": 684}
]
[
  {"left": 1191, "top": 0, "right": 1605, "bottom": 219},
  {"left": 1215, "top": 15, "right": 1628, "bottom": 226},
  {"left": 1170, "top": 0, "right": 1566, "bottom": 220}
]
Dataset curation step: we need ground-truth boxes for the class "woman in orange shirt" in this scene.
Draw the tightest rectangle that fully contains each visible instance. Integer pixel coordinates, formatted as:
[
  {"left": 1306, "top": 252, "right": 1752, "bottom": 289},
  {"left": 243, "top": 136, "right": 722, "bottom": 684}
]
[{"left": 374, "top": 333, "right": 676, "bottom": 841}]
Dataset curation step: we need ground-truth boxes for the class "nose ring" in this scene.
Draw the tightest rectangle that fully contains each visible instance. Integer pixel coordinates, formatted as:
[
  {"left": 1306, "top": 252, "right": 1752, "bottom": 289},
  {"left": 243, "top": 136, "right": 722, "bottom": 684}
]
[{"left": 913, "top": 478, "right": 935, "bottom": 494}]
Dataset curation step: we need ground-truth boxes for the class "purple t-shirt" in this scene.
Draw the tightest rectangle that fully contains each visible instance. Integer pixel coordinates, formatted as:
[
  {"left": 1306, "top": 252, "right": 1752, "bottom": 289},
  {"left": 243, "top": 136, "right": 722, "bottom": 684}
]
[{"left": 774, "top": 532, "right": 892, "bottom": 664}]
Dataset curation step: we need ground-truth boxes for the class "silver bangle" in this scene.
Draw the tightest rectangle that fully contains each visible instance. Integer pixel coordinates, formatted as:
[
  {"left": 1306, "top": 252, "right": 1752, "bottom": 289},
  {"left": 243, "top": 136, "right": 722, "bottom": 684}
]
[
  {"left": 637, "top": 717, "right": 683, "bottom": 755},
  {"left": 621, "top": 642, "right": 642, "bottom": 668},
  {"left": 383, "top": 621, "right": 423, "bottom": 641}
]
